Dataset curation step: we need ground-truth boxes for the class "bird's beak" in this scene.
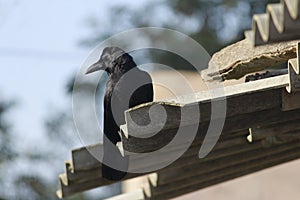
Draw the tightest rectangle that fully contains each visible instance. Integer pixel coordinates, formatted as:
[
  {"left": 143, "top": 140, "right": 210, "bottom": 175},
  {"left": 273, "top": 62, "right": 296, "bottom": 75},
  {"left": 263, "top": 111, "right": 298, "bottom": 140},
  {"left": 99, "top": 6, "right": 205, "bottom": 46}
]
[{"left": 86, "top": 60, "right": 106, "bottom": 74}]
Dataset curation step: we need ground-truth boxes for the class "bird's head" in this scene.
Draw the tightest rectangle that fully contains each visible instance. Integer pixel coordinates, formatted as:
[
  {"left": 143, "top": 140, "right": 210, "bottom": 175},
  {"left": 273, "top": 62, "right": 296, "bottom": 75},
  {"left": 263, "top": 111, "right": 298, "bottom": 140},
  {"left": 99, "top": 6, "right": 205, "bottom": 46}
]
[{"left": 86, "top": 46, "right": 133, "bottom": 75}]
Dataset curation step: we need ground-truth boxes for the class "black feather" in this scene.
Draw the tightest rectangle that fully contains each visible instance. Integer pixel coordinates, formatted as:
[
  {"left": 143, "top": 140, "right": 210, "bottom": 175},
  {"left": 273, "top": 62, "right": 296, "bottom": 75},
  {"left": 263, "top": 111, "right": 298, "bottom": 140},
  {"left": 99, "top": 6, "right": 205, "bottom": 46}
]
[{"left": 88, "top": 47, "right": 153, "bottom": 180}]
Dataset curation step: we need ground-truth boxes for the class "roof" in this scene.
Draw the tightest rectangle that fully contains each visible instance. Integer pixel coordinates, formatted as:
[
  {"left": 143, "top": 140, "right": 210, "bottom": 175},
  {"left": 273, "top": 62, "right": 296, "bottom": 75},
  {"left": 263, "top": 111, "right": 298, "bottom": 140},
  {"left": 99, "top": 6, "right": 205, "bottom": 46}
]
[
  {"left": 245, "top": 0, "right": 300, "bottom": 46},
  {"left": 205, "top": 0, "right": 300, "bottom": 81},
  {"left": 57, "top": 41, "right": 300, "bottom": 199},
  {"left": 57, "top": 0, "right": 300, "bottom": 198}
]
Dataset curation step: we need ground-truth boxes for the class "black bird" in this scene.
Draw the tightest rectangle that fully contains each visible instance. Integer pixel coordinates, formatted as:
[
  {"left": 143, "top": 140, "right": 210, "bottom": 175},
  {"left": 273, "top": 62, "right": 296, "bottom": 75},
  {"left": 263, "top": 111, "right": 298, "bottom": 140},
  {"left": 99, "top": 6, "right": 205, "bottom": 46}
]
[{"left": 86, "top": 47, "right": 153, "bottom": 180}]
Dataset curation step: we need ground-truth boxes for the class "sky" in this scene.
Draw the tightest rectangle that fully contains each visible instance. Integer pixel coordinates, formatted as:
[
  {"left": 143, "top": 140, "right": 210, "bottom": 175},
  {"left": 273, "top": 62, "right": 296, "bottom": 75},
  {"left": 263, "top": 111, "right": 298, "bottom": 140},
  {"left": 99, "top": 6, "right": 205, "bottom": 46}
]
[
  {"left": 0, "top": 0, "right": 243, "bottom": 153},
  {"left": 0, "top": 0, "right": 150, "bottom": 151},
  {"left": 0, "top": 0, "right": 150, "bottom": 197}
]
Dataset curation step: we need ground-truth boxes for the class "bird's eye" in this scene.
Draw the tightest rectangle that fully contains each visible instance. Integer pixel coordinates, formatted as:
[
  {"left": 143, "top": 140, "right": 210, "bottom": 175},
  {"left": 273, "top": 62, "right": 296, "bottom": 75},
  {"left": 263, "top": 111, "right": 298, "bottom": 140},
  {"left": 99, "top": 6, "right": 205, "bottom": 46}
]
[{"left": 102, "top": 55, "right": 110, "bottom": 61}]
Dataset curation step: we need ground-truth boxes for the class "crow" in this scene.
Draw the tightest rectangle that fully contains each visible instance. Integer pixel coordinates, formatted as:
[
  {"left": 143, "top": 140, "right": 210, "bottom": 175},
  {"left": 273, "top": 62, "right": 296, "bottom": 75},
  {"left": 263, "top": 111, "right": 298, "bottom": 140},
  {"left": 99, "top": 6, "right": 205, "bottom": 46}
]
[{"left": 86, "top": 47, "right": 153, "bottom": 180}]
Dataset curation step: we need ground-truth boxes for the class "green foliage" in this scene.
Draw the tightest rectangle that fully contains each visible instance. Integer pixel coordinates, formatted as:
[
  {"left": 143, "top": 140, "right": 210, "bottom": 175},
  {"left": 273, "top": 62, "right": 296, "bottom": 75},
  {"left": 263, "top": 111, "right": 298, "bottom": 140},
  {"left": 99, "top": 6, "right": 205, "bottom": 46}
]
[
  {"left": 80, "top": 0, "right": 279, "bottom": 70},
  {"left": 0, "top": 99, "right": 16, "bottom": 164},
  {"left": 14, "top": 175, "right": 54, "bottom": 200},
  {"left": 0, "top": 100, "right": 13, "bottom": 133},
  {"left": 0, "top": 97, "right": 89, "bottom": 200}
]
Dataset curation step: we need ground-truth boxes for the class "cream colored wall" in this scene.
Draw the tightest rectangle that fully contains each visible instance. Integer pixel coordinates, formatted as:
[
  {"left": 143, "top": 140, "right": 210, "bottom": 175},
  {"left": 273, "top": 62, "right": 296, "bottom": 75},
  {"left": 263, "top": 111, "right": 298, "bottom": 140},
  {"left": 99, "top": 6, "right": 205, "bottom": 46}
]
[
  {"left": 176, "top": 159, "right": 300, "bottom": 200},
  {"left": 122, "top": 176, "right": 148, "bottom": 194},
  {"left": 150, "top": 70, "right": 244, "bottom": 101}
]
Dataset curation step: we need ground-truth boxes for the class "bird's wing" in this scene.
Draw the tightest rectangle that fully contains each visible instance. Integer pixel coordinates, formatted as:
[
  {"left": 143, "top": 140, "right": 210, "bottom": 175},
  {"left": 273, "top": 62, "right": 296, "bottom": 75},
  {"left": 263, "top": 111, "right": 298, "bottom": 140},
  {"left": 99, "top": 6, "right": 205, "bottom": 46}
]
[{"left": 129, "top": 70, "right": 153, "bottom": 108}]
